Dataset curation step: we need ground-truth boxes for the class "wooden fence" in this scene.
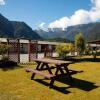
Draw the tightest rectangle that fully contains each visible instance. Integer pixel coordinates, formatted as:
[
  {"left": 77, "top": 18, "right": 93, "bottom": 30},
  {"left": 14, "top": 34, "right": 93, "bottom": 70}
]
[{"left": 0, "top": 39, "right": 54, "bottom": 63}]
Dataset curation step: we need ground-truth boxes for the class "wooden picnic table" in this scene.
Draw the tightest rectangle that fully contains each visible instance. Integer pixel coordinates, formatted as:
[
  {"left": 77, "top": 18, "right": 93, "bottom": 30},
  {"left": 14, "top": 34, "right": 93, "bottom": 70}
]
[
  {"left": 33, "top": 58, "right": 73, "bottom": 65},
  {"left": 25, "top": 58, "right": 75, "bottom": 88}
]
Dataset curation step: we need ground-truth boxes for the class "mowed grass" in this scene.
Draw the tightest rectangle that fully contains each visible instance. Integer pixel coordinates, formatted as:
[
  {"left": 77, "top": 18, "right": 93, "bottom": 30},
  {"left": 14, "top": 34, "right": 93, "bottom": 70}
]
[{"left": 0, "top": 57, "right": 100, "bottom": 100}]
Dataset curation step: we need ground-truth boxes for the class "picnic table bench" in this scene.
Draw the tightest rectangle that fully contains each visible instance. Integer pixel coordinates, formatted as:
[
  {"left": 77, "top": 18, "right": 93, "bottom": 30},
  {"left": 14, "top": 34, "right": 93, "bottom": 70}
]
[
  {"left": 25, "top": 58, "right": 75, "bottom": 88},
  {"left": 25, "top": 68, "right": 55, "bottom": 79}
]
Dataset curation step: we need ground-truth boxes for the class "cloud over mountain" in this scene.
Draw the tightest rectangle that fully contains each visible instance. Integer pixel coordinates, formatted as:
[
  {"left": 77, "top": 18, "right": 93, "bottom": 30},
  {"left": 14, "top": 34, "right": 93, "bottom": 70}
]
[{"left": 48, "top": 0, "right": 100, "bottom": 29}]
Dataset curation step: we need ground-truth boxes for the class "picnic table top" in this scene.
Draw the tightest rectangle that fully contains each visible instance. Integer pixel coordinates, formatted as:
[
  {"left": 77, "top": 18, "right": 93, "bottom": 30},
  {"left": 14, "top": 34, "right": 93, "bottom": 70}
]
[{"left": 33, "top": 58, "right": 74, "bottom": 65}]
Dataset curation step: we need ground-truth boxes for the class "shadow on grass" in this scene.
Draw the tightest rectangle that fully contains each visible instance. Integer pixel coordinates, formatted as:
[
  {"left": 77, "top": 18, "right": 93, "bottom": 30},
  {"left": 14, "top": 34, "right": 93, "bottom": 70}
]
[
  {"left": 0, "top": 61, "right": 23, "bottom": 71},
  {"left": 79, "top": 58, "right": 100, "bottom": 62},
  {"left": 0, "top": 62, "right": 22, "bottom": 71},
  {"left": 65, "top": 57, "right": 100, "bottom": 62},
  {"left": 52, "top": 56, "right": 100, "bottom": 62},
  {"left": 34, "top": 79, "right": 71, "bottom": 94},
  {"left": 0, "top": 65, "right": 23, "bottom": 71},
  {"left": 34, "top": 77, "right": 98, "bottom": 94},
  {"left": 56, "top": 77, "right": 98, "bottom": 91}
]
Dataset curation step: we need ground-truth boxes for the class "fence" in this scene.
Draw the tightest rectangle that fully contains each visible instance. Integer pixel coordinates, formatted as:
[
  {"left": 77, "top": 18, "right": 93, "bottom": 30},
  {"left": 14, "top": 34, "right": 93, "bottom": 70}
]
[
  {"left": 7, "top": 39, "right": 38, "bottom": 63},
  {"left": 0, "top": 39, "right": 54, "bottom": 63}
]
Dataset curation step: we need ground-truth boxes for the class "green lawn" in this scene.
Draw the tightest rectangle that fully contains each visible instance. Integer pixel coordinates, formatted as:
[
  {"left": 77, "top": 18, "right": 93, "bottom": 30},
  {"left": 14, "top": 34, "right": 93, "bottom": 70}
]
[{"left": 0, "top": 56, "right": 100, "bottom": 100}]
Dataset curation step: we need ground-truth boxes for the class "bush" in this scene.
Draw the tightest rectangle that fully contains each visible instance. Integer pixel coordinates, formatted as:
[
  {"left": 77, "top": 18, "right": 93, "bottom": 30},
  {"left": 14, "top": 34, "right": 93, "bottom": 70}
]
[
  {"left": 0, "top": 43, "right": 10, "bottom": 59},
  {"left": 85, "top": 47, "right": 91, "bottom": 55},
  {"left": 56, "top": 43, "right": 74, "bottom": 59},
  {"left": 1, "top": 56, "right": 9, "bottom": 61},
  {"left": 96, "top": 51, "right": 100, "bottom": 56}
]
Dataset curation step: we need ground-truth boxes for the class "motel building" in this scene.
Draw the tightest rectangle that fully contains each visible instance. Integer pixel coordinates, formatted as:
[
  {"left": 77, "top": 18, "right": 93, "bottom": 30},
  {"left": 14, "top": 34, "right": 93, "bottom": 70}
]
[
  {"left": 0, "top": 38, "right": 64, "bottom": 63},
  {"left": 88, "top": 40, "right": 100, "bottom": 51},
  {"left": 1, "top": 38, "right": 99, "bottom": 63}
]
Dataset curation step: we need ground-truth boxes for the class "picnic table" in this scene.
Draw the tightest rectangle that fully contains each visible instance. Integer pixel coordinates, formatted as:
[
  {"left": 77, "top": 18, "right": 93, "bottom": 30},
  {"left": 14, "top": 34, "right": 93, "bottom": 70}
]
[{"left": 25, "top": 58, "right": 75, "bottom": 88}]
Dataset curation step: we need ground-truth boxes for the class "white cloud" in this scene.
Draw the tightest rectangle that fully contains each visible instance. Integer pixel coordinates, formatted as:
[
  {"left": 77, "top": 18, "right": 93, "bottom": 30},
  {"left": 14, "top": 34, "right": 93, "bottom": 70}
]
[
  {"left": 39, "top": 22, "right": 45, "bottom": 29},
  {"left": 70, "top": 9, "right": 91, "bottom": 25},
  {"left": 39, "top": 22, "right": 48, "bottom": 31},
  {"left": 48, "top": 0, "right": 100, "bottom": 29},
  {"left": 0, "top": 0, "right": 5, "bottom": 5},
  {"left": 49, "top": 17, "right": 70, "bottom": 30}
]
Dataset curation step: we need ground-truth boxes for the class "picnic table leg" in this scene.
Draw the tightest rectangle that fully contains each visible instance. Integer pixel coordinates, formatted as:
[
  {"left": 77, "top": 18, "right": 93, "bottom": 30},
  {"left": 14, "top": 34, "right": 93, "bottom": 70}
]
[
  {"left": 31, "top": 62, "right": 41, "bottom": 80},
  {"left": 55, "top": 65, "right": 65, "bottom": 75},
  {"left": 55, "top": 68, "right": 59, "bottom": 75},
  {"left": 40, "top": 63, "right": 45, "bottom": 70},
  {"left": 63, "top": 65, "right": 73, "bottom": 81},
  {"left": 49, "top": 78, "right": 55, "bottom": 88},
  {"left": 45, "top": 63, "right": 53, "bottom": 74},
  {"left": 31, "top": 73, "right": 35, "bottom": 80},
  {"left": 58, "top": 65, "right": 65, "bottom": 74},
  {"left": 36, "top": 62, "right": 41, "bottom": 70},
  {"left": 49, "top": 65, "right": 66, "bottom": 88}
]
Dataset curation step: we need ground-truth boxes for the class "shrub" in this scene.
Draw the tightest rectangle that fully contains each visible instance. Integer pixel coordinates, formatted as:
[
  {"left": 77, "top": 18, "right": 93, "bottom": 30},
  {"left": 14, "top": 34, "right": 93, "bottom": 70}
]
[
  {"left": 85, "top": 46, "right": 91, "bottom": 55},
  {"left": 0, "top": 43, "right": 10, "bottom": 60},
  {"left": 56, "top": 43, "right": 74, "bottom": 59}
]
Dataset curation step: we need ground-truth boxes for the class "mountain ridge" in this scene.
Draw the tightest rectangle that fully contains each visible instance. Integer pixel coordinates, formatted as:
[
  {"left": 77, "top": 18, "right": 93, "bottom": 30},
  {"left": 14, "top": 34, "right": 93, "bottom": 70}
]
[
  {"left": 0, "top": 13, "right": 41, "bottom": 40},
  {"left": 36, "top": 22, "right": 100, "bottom": 41}
]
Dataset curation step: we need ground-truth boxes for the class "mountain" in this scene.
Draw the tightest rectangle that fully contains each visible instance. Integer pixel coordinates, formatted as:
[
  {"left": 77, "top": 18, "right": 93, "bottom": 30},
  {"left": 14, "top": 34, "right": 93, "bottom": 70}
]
[
  {"left": 0, "top": 14, "right": 41, "bottom": 40},
  {"left": 0, "top": 14, "right": 14, "bottom": 37},
  {"left": 11, "top": 21, "right": 41, "bottom": 39},
  {"left": 36, "top": 28, "right": 67, "bottom": 39},
  {"left": 36, "top": 22, "right": 100, "bottom": 42},
  {"left": 66, "top": 23, "right": 100, "bottom": 41}
]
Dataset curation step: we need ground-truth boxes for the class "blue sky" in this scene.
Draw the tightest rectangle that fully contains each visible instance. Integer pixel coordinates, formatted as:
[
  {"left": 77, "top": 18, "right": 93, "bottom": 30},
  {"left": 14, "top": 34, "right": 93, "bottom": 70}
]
[{"left": 0, "top": 0, "right": 100, "bottom": 30}]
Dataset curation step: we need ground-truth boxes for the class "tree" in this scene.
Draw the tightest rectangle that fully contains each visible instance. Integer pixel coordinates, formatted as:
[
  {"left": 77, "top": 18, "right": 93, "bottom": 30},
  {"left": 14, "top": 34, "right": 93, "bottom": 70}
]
[
  {"left": 56, "top": 43, "right": 74, "bottom": 59},
  {"left": 69, "top": 43, "right": 75, "bottom": 55},
  {"left": 75, "top": 33, "right": 86, "bottom": 56},
  {"left": 0, "top": 43, "right": 10, "bottom": 60}
]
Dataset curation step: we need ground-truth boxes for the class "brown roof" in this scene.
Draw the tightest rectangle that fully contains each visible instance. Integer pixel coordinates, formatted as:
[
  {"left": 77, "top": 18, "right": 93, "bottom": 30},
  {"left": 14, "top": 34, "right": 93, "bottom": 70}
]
[{"left": 88, "top": 40, "right": 100, "bottom": 44}]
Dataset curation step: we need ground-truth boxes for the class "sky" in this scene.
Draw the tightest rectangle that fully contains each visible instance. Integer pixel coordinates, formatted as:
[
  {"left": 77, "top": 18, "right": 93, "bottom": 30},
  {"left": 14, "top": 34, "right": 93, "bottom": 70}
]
[{"left": 0, "top": 0, "right": 100, "bottom": 30}]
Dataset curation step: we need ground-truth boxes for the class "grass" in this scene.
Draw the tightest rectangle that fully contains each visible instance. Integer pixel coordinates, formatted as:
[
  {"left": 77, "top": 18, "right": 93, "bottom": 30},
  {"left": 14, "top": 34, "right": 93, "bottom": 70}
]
[{"left": 0, "top": 56, "right": 100, "bottom": 100}]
